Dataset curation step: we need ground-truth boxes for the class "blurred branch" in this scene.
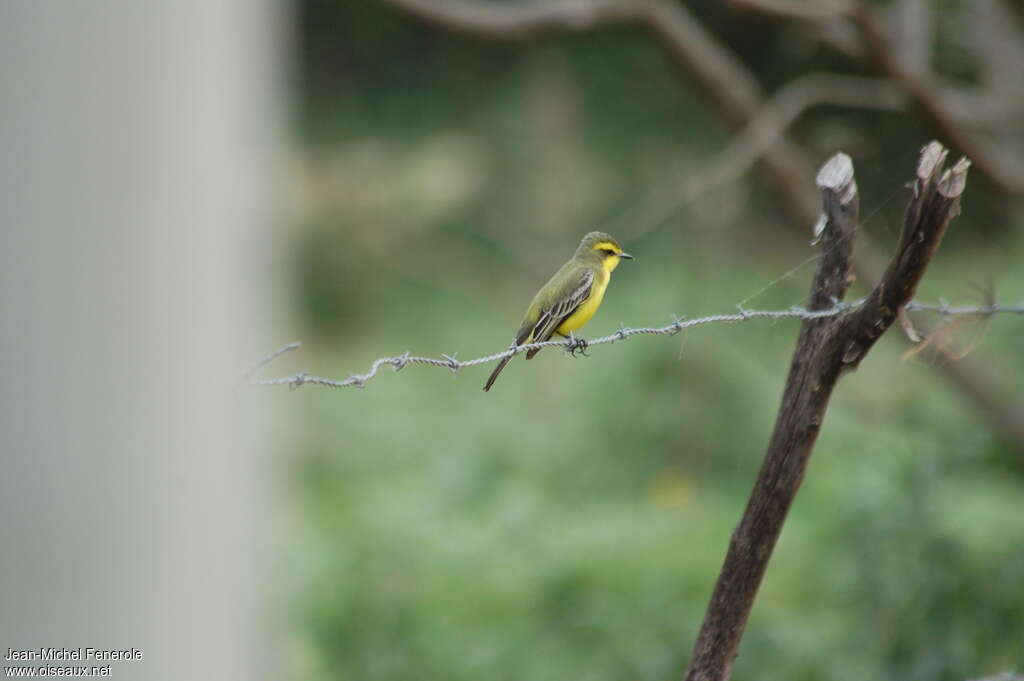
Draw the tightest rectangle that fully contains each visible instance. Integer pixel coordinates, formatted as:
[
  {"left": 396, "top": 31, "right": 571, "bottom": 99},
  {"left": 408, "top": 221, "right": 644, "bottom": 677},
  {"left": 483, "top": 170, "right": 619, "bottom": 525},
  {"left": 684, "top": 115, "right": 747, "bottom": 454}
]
[
  {"left": 378, "top": 0, "right": 816, "bottom": 240},
  {"left": 727, "top": 0, "right": 1024, "bottom": 194},
  {"left": 725, "top": 0, "right": 848, "bottom": 21},
  {"left": 684, "top": 142, "right": 968, "bottom": 681},
  {"left": 388, "top": 0, "right": 845, "bottom": 257},
  {"left": 893, "top": 0, "right": 931, "bottom": 77},
  {"left": 850, "top": 4, "right": 1024, "bottom": 195},
  {"left": 624, "top": 73, "right": 906, "bottom": 240},
  {"left": 725, "top": 0, "right": 862, "bottom": 57},
  {"left": 383, "top": 0, "right": 764, "bottom": 125},
  {"left": 732, "top": 0, "right": 1024, "bottom": 132},
  {"left": 381, "top": 0, "right": 642, "bottom": 38}
]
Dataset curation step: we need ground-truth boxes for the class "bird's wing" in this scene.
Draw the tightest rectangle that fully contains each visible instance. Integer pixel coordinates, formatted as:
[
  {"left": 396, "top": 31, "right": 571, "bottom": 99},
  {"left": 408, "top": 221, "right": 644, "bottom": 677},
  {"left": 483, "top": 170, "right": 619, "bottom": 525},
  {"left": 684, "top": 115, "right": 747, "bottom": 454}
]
[
  {"left": 486, "top": 266, "right": 594, "bottom": 387},
  {"left": 530, "top": 267, "right": 595, "bottom": 344}
]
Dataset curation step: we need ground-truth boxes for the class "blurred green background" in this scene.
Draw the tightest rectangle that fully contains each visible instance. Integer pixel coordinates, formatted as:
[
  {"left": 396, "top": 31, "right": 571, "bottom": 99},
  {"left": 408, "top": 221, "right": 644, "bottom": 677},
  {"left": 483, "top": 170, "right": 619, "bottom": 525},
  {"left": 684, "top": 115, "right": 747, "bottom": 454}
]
[{"left": 284, "top": 2, "right": 1024, "bottom": 680}]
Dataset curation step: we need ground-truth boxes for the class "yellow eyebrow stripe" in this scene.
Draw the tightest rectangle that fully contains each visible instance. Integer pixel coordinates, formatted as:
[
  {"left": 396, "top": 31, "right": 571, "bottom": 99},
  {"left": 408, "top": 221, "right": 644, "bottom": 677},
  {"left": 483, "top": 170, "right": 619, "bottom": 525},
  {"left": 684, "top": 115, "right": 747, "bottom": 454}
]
[{"left": 593, "top": 241, "right": 620, "bottom": 253}]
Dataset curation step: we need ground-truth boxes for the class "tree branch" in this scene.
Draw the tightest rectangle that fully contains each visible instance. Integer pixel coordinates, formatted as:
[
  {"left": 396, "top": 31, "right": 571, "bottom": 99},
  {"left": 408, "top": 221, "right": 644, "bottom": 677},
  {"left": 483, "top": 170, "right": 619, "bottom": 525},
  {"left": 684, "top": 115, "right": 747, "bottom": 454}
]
[
  {"left": 849, "top": 4, "right": 1024, "bottom": 195},
  {"left": 383, "top": 0, "right": 764, "bottom": 126},
  {"left": 623, "top": 73, "right": 906, "bottom": 240},
  {"left": 727, "top": 0, "right": 1024, "bottom": 194},
  {"left": 725, "top": 0, "right": 849, "bottom": 21},
  {"left": 683, "top": 142, "right": 968, "bottom": 681},
  {"left": 382, "top": 0, "right": 642, "bottom": 38}
]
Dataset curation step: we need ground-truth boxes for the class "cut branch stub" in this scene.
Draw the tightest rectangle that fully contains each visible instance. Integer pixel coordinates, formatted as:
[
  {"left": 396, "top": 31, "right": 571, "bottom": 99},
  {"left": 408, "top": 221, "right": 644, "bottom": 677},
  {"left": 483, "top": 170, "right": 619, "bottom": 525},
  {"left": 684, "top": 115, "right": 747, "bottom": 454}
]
[
  {"left": 811, "top": 152, "right": 858, "bottom": 309},
  {"left": 840, "top": 142, "right": 970, "bottom": 369}
]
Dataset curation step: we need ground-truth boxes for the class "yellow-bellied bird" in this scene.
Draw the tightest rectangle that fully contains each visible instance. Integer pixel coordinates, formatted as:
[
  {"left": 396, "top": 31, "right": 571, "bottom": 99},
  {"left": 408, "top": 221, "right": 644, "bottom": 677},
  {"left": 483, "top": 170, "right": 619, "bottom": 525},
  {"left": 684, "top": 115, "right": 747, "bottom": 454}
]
[{"left": 483, "top": 231, "right": 633, "bottom": 391}]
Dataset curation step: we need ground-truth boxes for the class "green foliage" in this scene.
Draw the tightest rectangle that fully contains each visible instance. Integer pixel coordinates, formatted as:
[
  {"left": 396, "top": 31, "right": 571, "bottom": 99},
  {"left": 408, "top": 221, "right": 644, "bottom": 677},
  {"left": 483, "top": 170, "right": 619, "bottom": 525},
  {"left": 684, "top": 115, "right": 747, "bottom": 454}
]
[{"left": 289, "top": 2, "right": 1024, "bottom": 679}]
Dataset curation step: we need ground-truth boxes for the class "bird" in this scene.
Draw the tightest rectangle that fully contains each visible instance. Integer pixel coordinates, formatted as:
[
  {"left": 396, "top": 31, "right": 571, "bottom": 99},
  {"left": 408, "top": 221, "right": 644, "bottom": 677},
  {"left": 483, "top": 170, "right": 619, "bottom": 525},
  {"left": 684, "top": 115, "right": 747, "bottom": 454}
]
[{"left": 483, "top": 231, "right": 633, "bottom": 391}]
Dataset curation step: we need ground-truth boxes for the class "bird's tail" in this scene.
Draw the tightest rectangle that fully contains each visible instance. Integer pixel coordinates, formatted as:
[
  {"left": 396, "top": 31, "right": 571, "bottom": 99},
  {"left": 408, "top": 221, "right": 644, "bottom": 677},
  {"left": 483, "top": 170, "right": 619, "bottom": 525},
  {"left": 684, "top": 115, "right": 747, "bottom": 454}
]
[{"left": 483, "top": 355, "right": 513, "bottom": 392}]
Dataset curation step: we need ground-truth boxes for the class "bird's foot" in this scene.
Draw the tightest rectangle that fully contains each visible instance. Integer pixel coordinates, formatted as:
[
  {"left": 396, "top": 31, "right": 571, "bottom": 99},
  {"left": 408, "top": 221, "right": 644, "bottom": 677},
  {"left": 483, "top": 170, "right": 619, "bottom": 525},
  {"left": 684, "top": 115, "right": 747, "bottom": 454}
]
[{"left": 565, "top": 332, "right": 589, "bottom": 357}]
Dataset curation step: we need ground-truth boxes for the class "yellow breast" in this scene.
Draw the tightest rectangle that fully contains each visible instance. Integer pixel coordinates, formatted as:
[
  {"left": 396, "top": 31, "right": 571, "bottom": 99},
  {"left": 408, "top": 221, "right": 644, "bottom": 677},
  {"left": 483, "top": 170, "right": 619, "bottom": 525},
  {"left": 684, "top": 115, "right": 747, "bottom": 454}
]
[{"left": 556, "top": 267, "right": 609, "bottom": 336}]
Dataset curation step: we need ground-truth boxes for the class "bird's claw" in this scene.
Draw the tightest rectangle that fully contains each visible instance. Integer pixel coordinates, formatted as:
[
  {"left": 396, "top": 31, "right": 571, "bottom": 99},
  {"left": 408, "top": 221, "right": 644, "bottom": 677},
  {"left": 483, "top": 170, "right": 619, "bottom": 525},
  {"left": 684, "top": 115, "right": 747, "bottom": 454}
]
[{"left": 566, "top": 333, "right": 589, "bottom": 357}]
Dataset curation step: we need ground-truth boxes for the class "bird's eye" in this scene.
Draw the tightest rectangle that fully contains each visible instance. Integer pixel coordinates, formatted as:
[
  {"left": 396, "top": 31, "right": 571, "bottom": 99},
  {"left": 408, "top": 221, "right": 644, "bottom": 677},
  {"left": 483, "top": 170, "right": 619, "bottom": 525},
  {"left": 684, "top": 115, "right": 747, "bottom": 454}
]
[{"left": 602, "top": 248, "right": 616, "bottom": 256}]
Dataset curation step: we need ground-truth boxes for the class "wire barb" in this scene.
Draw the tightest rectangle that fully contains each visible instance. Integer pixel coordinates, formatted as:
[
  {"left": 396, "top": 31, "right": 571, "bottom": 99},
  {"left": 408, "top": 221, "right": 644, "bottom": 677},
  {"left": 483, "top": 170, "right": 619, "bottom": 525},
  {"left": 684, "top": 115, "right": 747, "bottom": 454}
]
[
  {"left": 392, "top": 352, "right": 412, "bottom": 371},
  {"left": 289, "top": 371, "right": 310, "bottom": 391},
  {"left": 441, "top": 353, "right": 461, "bottom": 373},
  {"left": 247, "top": 299, "right": 1024, "bottom": 391}
]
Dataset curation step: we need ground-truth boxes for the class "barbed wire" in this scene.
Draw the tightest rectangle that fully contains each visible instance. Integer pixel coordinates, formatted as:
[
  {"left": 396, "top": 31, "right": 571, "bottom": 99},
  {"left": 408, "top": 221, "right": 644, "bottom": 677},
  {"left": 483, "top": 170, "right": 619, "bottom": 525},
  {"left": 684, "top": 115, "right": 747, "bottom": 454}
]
[
  {"left": 904, "top": 300, "right": 1024, "bottom": 316},
  {"left": 248, "top": 299, "right": 1024, "bottom": 390}
]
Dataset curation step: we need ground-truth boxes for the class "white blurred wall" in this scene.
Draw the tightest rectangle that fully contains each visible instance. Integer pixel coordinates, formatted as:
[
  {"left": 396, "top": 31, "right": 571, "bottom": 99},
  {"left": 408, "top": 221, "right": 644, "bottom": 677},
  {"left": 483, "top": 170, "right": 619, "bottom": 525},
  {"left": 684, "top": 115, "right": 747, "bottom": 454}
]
[{"left": 0, "top": 2, "right": 285, "bottom": 679}]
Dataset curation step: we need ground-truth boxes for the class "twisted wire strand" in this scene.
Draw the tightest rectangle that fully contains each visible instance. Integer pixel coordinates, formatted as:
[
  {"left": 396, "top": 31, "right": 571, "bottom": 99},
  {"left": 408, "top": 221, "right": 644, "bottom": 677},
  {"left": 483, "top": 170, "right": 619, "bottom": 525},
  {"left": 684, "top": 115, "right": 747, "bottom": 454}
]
[
  {"left": 249, "top": 299, "right": 1024, "bottom": 390},
  {"left": 904, "top": 301, "right": 1024, "bottom": 316}
]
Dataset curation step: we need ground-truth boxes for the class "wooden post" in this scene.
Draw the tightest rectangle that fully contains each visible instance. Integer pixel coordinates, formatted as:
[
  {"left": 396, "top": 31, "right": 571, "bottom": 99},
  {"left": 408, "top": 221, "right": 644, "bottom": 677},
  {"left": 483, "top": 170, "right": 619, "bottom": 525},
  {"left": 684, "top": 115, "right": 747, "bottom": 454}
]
[{"left": 683, "top": 142, "right": 969, "bottom": 681}]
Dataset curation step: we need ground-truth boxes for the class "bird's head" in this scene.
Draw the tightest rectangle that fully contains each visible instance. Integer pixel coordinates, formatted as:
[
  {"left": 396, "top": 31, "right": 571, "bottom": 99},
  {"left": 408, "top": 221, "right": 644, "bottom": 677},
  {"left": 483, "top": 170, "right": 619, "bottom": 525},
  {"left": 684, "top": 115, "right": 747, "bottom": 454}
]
[{"left": 575, "top": 231, "right": 633, "bottom": 272}]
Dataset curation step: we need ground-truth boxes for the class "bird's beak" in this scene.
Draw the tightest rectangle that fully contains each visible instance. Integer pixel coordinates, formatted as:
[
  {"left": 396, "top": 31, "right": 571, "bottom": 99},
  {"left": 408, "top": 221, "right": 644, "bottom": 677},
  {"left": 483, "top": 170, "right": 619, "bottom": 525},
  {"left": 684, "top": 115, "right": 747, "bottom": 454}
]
[{"left": 618, "top": 252, "right": 634, "bottom": 260}]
